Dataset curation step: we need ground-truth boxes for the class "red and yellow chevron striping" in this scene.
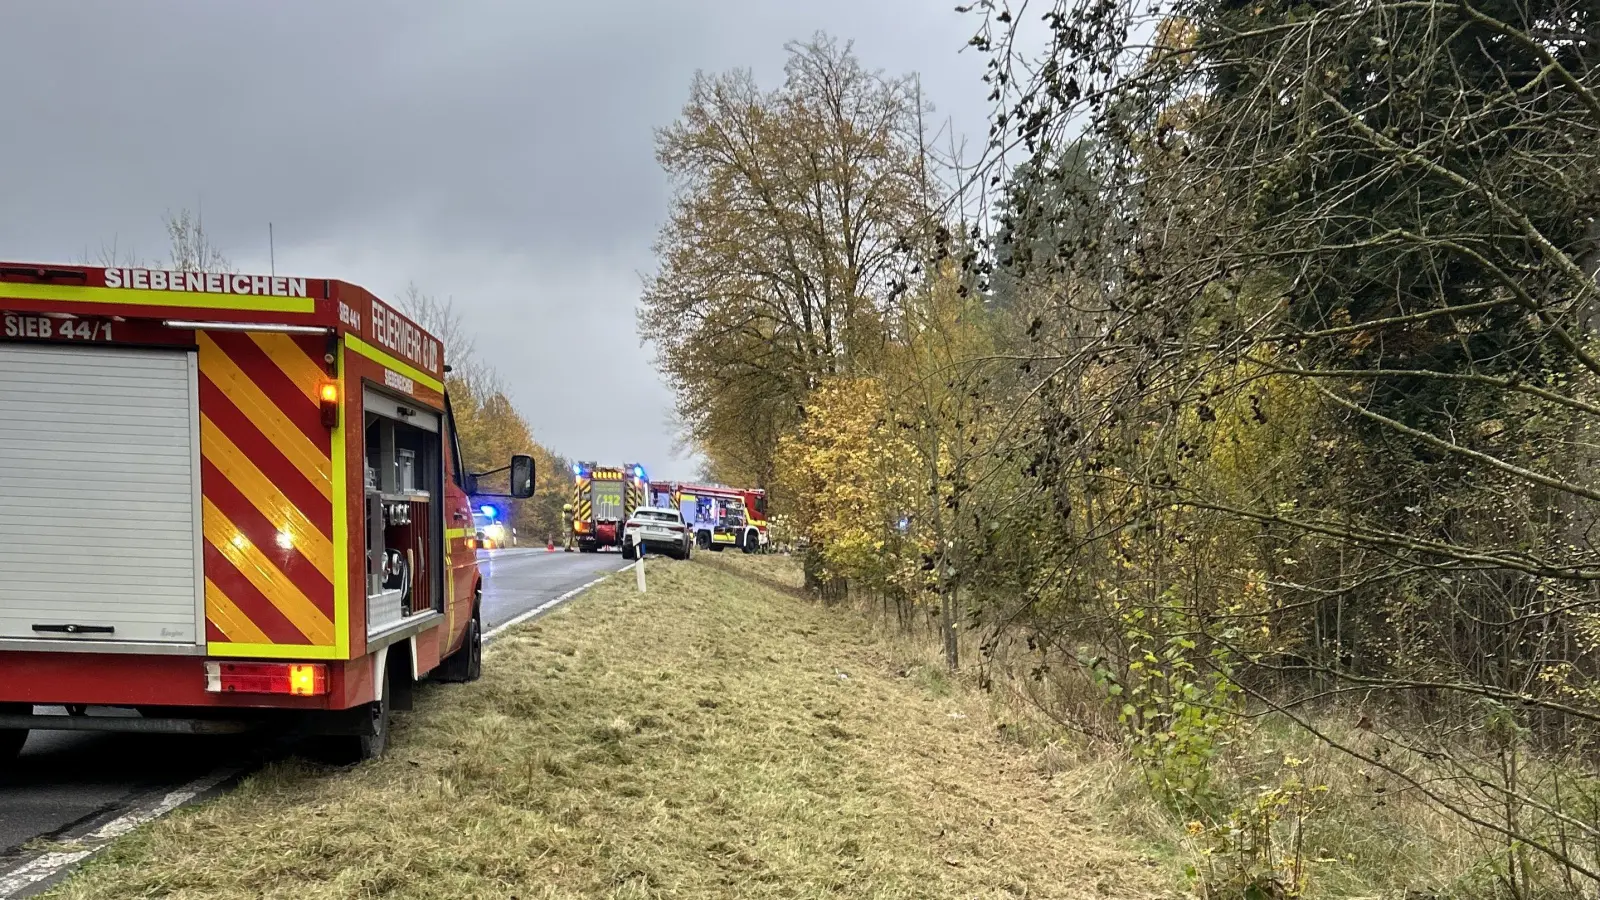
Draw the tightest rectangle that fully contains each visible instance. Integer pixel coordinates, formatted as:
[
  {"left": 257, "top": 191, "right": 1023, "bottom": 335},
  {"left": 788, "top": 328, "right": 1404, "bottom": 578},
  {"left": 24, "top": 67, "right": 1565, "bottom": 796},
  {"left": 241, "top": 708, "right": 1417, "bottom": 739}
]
[
  {"left": 574, "top": 477, "right": 593, "bottom": 527},
  {"left": 197, "top": 331, "right": 338, "bottom": 653},
  {"left": 625, "top": 478, "right": 644, "bottom": 520}
]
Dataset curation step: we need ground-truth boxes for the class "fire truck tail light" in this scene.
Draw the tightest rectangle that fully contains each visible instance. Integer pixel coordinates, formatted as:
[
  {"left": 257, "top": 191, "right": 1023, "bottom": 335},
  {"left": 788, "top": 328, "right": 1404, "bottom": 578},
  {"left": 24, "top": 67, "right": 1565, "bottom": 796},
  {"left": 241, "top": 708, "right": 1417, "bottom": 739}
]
[
  {"left": 205, "top": 661, "right": 329, "bottom": 696},
  {"left": 288, "top": 664, "right": 323, "bottom": 696},
  {"left": 319, "top": 382, "right": 339, "bottom": 428}
]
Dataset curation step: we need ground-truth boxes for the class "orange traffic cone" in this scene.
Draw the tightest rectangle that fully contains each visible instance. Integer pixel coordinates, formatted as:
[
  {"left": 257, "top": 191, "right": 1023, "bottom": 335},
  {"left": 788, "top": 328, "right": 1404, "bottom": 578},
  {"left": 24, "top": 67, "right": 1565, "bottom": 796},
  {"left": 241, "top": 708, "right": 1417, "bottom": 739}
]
[{"left": 546, "top": 535, "right": 555, "bottom": 551}]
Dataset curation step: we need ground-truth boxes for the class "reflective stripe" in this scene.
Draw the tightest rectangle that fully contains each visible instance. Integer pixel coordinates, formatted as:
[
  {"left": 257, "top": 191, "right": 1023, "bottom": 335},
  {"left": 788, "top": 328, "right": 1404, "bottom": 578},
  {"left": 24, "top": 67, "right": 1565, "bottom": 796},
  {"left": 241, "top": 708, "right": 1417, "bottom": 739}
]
[
  {"left": 205, "top": 579, "right": 272, "bottom": 644},
  {"left": 198, "top": 333, "right": 332, "bottom": 495},
  {"left": 0, "top": 281, "right": 314, "bottom": 312},
  {"left": 330, "top": 348, "right": 350, "bottom": 660},
  {"left": 344, "top": 335, "right": 444, "bottom": 393},
  {"left": 203, "top": 497, "right": 334, "bottom": 644},
  {"left": 207, "top": 641, "right": 342, "bottom": 659}
]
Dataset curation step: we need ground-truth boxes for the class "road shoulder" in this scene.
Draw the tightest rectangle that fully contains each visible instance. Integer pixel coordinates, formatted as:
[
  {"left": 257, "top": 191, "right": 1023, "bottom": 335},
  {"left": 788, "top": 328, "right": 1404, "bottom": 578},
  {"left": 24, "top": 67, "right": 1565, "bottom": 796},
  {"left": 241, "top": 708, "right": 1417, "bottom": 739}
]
[{"left": 40, "top": 558, "right": 1168, "bottom": 900}]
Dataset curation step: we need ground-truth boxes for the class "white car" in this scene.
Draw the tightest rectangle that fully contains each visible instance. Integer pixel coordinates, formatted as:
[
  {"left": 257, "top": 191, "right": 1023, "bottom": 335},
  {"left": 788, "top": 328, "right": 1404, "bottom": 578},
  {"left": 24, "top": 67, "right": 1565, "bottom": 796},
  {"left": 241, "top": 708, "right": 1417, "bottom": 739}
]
[{"left": 622, "top": 507, "right": 693, "bottom": 560}]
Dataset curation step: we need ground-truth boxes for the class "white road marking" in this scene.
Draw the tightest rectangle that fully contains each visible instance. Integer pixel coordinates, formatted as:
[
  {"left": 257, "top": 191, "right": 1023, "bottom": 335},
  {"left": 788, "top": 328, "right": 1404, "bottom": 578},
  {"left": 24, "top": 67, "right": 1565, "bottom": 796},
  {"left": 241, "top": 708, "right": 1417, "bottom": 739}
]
[
  {"left": 0, "top": 767, "right": 238, "bottom": 898},
  {"left": 0, "top": 563, "right": 629, "bottom": 898}
]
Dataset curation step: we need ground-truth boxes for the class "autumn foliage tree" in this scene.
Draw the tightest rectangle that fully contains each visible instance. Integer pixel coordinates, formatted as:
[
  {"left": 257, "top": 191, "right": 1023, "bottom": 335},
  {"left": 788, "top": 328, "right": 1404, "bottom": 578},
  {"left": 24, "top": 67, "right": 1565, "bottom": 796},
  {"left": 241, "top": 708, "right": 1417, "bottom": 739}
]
[
  {"left": 777, "top": 376, "right": 918, "bottom": 602},
  {"left": 967, "top": 0, "right": 1600, "bottom": 892},
  {"left": 659, "top": 6, "right": 1600, "bottom": 895},
  {"left": 881, "top": 261, "right": 1010, "bottom": 668},
  {"left": 642, "top": 34, "right": 932, "bottom": 495}
]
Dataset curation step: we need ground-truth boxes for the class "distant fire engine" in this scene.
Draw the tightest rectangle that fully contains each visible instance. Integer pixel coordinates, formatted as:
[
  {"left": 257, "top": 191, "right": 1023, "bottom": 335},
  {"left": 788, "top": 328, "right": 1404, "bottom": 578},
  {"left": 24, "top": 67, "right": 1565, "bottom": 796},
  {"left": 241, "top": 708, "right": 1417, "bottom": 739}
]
[
  {"left": 0, "top": 262, "right": 534, "bottom": 762},
  {"left": 649, "top": 481, "right": 768, "bottom": 553},
  {"left": 571, "top": 462, "right": 647, "bottom": 552}
]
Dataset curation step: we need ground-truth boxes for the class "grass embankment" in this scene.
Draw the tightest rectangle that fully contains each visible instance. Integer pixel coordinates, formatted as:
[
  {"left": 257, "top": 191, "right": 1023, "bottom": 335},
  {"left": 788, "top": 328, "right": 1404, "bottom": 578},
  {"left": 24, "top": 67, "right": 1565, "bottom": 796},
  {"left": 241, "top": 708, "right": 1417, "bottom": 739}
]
[{"left": 48, "top": 558, "right": 1170, "bottom": 900}]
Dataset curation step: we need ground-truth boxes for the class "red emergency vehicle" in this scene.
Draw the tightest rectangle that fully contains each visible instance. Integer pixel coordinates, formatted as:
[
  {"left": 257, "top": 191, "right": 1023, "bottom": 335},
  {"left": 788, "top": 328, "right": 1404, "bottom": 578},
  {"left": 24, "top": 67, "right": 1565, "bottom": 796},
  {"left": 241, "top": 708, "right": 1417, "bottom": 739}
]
[
  {"left": 649, "top": 480, "right": 768, "bottom": 553},
  {"left": 570, "top": 462, "right": 646, "bottom": 552},
  {"left": 0, "top": 262, "right": 533, "bottom": 762}
]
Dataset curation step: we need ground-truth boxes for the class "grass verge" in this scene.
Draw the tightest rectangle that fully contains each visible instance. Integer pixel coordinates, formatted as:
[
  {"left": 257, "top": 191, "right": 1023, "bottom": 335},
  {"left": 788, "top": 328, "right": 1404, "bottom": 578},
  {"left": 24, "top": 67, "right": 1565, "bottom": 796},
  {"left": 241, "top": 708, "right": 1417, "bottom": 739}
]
[
  {"left": 704, "top": 557, "right": 1500, "bottom": 898},
  {"left": 45, "top": 558, "right": 1170, "bottom": 900}
]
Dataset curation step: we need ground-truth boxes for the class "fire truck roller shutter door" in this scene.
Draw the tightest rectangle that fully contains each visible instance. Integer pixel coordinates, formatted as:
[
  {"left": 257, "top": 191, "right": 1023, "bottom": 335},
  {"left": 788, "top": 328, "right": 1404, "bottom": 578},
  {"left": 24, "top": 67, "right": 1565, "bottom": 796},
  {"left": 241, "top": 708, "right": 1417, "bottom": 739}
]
[{"left": 0, "top": 344, "right": 203, "bottom": 646}]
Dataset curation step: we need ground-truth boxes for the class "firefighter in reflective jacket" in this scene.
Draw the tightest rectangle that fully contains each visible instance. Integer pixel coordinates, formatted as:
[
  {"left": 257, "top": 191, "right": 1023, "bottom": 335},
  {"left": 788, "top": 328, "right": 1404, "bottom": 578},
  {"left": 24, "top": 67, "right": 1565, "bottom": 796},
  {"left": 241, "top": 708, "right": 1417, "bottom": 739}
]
[{"left": 561, "top": 503, "right": 575, "bottom": 552}]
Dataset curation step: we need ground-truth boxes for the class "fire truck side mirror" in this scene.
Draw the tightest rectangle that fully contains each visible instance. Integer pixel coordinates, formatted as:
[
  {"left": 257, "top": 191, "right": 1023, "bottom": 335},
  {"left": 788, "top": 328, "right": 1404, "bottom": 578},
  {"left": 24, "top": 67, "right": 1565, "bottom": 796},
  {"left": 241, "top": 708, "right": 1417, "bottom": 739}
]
[{"left": 510, "top": 454, "right": 536, "bottom": 499}]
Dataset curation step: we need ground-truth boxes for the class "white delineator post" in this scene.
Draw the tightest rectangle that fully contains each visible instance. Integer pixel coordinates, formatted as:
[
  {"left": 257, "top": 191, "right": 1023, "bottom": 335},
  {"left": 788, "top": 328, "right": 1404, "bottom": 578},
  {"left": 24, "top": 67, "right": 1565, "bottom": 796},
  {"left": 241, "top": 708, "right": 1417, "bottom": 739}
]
[{"left": 636, "top": 545, "right": 647, "bottom": 593}]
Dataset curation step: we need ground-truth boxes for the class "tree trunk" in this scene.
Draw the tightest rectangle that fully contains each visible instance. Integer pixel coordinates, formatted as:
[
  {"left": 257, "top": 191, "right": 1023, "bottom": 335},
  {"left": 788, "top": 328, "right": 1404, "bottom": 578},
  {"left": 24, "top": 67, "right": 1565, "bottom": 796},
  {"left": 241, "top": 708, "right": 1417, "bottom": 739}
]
[
  {"left": 940, "top": 584, "right": 959, "bottom": 671},
  {"left": 803, "top": 545, "right": 848, "bottom": 605}
]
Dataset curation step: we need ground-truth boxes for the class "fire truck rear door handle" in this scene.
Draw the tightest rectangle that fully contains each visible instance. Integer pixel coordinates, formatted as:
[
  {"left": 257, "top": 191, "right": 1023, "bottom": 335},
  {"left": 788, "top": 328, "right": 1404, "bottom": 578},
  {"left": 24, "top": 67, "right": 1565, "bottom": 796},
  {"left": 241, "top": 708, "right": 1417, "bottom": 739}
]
[
  {"left": 32, "top": 623, "right": 115, "bottom": 635},
  {"left": 453, "top": 511, "right": 468, "bottom": 521}
]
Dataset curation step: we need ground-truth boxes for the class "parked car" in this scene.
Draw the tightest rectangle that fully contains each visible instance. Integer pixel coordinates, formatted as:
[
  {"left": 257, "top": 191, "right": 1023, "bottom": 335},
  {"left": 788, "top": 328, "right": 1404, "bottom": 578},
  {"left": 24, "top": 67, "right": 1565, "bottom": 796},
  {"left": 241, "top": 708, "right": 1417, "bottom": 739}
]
[{"left": 622, "top": 507, "right": 693, "bottom": 560}]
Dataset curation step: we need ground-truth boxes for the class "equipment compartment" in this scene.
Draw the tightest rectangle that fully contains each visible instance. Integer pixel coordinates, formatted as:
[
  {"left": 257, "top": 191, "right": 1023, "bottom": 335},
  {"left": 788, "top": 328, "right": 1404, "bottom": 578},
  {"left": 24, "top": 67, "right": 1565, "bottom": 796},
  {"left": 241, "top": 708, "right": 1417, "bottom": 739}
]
[{"left": 363, "top": 390, "right": 443, "bottom": 638}]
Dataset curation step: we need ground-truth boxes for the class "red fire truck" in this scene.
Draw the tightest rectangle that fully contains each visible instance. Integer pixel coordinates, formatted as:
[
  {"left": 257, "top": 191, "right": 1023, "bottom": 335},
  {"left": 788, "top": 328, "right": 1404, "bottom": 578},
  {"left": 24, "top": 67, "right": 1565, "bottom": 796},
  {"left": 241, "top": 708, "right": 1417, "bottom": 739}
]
[
  {"left": 649, "top": 481, "right": 768, "bottom": 553},
  {"left": 0, "top": 262, "right": 533, "bottom": 762},
  {"left": 570, "top": 462, "right": 647, "bottom": 552}
]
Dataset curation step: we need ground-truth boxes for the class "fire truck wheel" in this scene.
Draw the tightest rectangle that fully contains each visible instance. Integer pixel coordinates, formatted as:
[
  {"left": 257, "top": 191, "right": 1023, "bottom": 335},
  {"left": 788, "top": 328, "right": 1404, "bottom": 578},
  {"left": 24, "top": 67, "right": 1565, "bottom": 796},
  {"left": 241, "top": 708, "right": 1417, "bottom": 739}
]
[
  {"left": 352, "top": 676, "right": 393, "bottom": 762},
  {"left": 0, "top": 703, "right": 29, "bottom": 761},
  {"left": 741, "top": 531, "right": 758, "bottom": 554},
  {"left": 437, "top": 610, "right": 483, "bottom": 683},
  {"left": 317, "top": 668, "right": 392, "bottom": 764}
]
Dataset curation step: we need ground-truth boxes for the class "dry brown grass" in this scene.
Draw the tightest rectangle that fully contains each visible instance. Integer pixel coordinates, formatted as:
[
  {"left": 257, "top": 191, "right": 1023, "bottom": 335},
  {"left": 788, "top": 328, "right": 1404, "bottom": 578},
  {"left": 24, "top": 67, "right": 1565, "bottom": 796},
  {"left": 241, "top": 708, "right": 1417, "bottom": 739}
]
[
  {"left": 45, "top": 557, "right": 1173, "bottom": 900},
  {"left": 701, "top": 557, "right": 1501, "bottom": 898}
]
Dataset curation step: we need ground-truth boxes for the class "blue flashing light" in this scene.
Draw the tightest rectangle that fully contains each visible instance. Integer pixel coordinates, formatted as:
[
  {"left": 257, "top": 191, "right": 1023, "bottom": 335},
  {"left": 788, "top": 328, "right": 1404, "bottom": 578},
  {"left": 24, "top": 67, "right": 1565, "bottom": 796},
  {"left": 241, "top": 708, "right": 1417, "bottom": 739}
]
[
  {"left": 572, "top": 462, "right": 584, "bottom": 476},
  {"left": 480, "top": 505, "right": 497, "bottom": 519},
  {"left": 633, "top": 465, "right": 646, "bottom": 479}
]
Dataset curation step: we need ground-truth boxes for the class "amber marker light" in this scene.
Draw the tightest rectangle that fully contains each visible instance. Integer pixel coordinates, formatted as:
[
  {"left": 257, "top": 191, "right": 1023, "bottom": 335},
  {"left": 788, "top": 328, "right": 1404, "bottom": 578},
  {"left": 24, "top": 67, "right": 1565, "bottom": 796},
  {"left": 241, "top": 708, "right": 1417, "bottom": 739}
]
[
  {"left": 288, "top": 663, "right": 327, "bottom": 697},
  {"left": 319, "top": 382, "right": 340, "bottom": 428}
]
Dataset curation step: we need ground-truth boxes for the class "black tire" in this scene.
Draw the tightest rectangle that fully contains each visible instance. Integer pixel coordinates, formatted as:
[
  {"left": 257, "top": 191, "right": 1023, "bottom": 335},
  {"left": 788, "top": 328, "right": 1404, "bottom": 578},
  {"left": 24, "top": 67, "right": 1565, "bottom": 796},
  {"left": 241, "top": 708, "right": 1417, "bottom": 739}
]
[
  {"left": 696, "top": 531, "right": 711, "bottom": 550},
  {"left": 742, "top": 530, "right": 759, "bottom": 554},
  {"left": 354, "top": 686, "right": 391, "bottom": 762},
  {"left": 361, "top": 687, "right": 390, "bottom": 760},
  {"left": 319, "top": 665, "right": 393, "bottom": 764},
  {"left": 0, "top": 728, "right": 27, "bottom": 762},
  {"left": 436, "top": 610, "right": 482, "bottom": 683},
  {"left": 622, "top": 542, "right": 637, "bottom": 561},
  {"left": 0, "top": 703, "right": 30, "bottom": 762}
]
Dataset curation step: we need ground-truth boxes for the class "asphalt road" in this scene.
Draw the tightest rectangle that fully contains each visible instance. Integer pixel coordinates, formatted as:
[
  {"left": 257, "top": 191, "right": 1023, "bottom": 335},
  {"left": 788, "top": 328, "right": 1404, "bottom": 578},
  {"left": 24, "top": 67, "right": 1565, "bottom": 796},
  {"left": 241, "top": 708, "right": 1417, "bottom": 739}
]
[
  {"left": 0, "top": 547, "right": 622, "bottom": 863},
  {"left": 476, "top": 546, "right": 625, "bottom": 630}
]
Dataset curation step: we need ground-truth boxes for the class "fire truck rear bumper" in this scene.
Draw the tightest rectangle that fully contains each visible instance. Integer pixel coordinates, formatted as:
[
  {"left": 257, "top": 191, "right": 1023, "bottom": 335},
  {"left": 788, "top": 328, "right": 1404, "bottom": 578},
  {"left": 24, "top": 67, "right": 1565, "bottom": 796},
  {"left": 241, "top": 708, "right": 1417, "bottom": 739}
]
[
  {"left": 0, "top": 652, "right": 368, "bottom": 711},
  {"left": 0, "top": 710, "right": 256, "bottom": 734},
  {"left": 0, "top": 704, "right": 387, "bottom": 737}
]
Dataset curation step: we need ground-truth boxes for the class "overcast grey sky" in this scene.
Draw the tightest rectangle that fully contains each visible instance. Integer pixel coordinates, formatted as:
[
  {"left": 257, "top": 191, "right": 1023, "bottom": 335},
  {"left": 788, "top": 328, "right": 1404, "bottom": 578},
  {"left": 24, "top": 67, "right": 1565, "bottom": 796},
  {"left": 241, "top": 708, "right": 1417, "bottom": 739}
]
[{"left": 0, "top": 1, "right": 996, "bottom": 480}]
